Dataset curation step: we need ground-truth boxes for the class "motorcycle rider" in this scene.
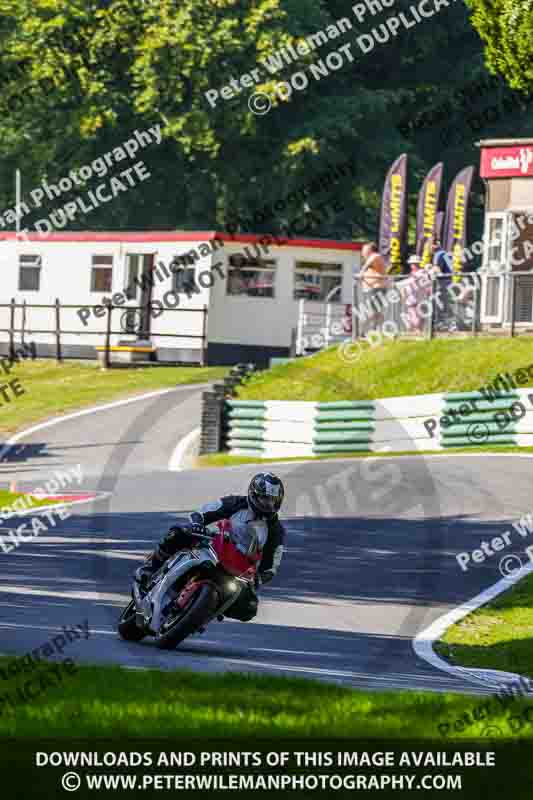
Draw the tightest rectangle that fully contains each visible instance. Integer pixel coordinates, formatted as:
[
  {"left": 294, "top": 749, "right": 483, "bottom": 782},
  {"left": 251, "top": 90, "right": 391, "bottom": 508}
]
[{"left": 135, "top": 472, "right": 286, "bottom": 622}]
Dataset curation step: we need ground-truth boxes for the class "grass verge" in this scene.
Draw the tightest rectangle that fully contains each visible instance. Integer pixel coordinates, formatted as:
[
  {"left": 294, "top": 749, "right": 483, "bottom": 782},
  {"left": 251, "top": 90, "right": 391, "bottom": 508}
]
[
  {"left": 436, "top": 573, "right": 533, "bottom": 680},
  {"left": 236, "top": 338, "right": 533, "bottom": 401},
  {"left": 0, "top": 489, "right": 66, "bottom": 512},
  {"left": 0, "top": 361, "right": 227, "bottom": 435},
  {"left": 0, "top": 660, "right": 532, "bottom": 738}
]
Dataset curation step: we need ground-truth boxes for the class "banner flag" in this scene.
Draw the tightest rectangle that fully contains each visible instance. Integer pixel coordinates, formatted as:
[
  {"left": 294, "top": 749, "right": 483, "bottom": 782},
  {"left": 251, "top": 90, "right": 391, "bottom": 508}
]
[
  {"left": 443, "top": 166, "right": 475, "bottom": 282},
  {"left": 436, "top": 211, "right": 444, "bottom": 243},
  {"left": 378, "top": 154, "right": 408, "bottom": 274},
  {"left": 415, "top": 162, "right": 443, "bottom": 267}
]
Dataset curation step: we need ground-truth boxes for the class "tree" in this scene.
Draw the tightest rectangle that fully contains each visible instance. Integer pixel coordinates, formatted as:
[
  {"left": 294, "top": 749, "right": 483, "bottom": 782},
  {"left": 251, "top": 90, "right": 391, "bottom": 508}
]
[
  {"left": 0, "top": 0, "right": 527, "bottom": 243},
  {"left": 466, "top": 0, "right": 533, "bottom": 93}
]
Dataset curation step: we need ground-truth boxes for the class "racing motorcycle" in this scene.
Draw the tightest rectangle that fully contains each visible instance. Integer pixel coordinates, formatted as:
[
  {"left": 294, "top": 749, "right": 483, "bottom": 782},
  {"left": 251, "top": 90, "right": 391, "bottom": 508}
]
[{"left": 117, "top": 518, "right": 266, "bottom": 649}]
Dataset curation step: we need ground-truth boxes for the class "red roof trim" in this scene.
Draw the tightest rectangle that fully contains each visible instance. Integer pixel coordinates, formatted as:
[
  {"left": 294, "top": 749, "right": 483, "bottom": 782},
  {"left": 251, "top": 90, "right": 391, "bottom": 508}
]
[
  {"left": 0, "top": 231, "right": 217, "bottom": 243},
  {"left": 216, "top": 233, "right": 362, "bottom": 251},
  {"left": 0, "top": 230, "right": 362, "bottom": 251}
]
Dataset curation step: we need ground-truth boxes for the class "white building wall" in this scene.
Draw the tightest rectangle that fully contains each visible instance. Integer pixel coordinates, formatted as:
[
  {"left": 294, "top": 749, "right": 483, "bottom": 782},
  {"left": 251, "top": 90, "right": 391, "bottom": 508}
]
[
  {"left": 207, "top": 242, "right": 360, "bottom": 350},
  {"left": 0, "top": 234, "right": 361, "bottom": 362},
  {"left": 0, "top": 237, "right": 215, "bottom": 356},
  {"left": 145, "top": 241, "right": 214, "bottom": 353}
]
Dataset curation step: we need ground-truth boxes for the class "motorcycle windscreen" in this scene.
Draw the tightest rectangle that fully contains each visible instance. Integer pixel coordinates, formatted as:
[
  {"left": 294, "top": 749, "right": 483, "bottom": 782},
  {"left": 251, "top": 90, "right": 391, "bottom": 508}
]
[{"left": 213, "top": 517, "right": 267, "bottom": 575}]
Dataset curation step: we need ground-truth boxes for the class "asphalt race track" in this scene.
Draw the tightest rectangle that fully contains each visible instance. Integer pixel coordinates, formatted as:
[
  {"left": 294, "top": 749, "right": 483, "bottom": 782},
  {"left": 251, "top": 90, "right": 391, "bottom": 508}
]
[{"left": 0, "top": 384, "right": 531, "bottom": 696}]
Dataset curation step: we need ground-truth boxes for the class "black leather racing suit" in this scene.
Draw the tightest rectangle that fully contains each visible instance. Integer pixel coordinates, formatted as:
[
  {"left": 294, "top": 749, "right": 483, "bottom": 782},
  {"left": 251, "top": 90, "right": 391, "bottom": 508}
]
[{"left": 155, "top": 495, "right": 286, "bottom": 622}]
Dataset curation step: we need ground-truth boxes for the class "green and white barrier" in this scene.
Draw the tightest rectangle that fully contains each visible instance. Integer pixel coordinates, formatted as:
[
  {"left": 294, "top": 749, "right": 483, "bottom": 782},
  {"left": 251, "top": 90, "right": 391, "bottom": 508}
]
[
  {"left": 436, "top": 388, "right": 533, "bottom": 448},
  {"left": 226, "top": 389, "right": 533, "bottom": 458}
]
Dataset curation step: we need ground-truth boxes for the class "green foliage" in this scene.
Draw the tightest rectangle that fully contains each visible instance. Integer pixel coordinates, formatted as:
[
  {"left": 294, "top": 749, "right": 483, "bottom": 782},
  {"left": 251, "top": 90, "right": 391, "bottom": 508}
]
[
  {"left": 0, "top": 0, "right": 526, "bottom": 238},
  {"left": 467, "top": 0, "right": 533, "bottom": 93}
]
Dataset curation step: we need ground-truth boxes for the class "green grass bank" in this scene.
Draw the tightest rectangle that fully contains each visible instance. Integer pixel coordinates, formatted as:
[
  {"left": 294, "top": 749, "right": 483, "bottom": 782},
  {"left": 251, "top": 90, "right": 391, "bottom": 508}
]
[
  {"left": 0, "top": 361, "right": 226, "bottom": 435},
  {"left": 236, "top": 338, "right": 533, "bottom": 402},
  {"left": 436, "top": 572, "right": 533, "bottom": 680}
]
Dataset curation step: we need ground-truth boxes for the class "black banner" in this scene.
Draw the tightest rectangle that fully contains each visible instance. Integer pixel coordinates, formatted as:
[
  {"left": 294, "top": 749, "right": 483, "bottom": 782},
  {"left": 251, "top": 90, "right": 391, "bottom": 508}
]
[
  {"left": 415, "top": 162, "right": 443, "bottom": 267},
  {"left": 443, "top": 166, "right": 475, "bottom": 281},
  {"left": 378, "top": 154, "right": 408, "bottom": 275}
]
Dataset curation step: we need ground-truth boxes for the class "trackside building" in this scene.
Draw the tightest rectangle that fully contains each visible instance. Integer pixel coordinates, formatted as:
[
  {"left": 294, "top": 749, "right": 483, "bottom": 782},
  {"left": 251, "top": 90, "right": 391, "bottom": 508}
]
[
  {"left": 478, "top": 138, "right": 533, "bottom": 329},
  {"left": 0, "top": 231, "right": 362, "bottom": 365}
]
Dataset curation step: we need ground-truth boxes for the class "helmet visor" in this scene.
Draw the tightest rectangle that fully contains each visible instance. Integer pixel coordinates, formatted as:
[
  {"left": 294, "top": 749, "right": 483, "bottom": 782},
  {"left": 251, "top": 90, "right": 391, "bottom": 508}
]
[{"left": 253, "top": 494, "right": 281, "bottom": 514}]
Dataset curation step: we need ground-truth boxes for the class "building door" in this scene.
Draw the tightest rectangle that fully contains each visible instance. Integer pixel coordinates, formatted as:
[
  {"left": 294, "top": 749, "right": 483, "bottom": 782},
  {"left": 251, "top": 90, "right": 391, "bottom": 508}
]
[
  {"left": 124, "top": 253, "right": 155, "bottom": 337},
  {"left": 480, "top": 212, "right": 508, "bottom": 325},
  {"left": 508, "top": 211, "right": 533, "bottom": 325}
]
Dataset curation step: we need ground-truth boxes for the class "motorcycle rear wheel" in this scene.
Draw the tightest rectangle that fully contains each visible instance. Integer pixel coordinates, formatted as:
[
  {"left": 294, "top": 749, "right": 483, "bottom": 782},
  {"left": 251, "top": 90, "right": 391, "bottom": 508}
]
[
  {"left": 118, "top": 599, "right": 146, "bottom": 642},
  {"left": 155, "top": 583, "right": 218, "bottom": 650}
]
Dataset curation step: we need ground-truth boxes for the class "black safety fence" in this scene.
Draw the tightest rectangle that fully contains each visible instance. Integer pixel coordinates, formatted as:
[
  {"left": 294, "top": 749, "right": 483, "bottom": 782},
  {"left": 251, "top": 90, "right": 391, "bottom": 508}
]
[{"left": 0, "top": 299, "right": 209, "bottom": 367}]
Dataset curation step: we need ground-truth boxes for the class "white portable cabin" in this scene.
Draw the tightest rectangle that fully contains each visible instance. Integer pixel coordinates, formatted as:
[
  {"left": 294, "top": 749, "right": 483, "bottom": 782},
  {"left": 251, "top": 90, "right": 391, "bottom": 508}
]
[{"left": 0, "top": 231, "right": 362, "bottom": 365}]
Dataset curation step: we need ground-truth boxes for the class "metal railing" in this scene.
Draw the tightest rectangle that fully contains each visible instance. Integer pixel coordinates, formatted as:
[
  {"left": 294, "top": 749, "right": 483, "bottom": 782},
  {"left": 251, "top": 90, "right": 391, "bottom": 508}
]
[
  {"left": 352, "top": 272, "right": 482, "bottom": 341},
  {"left": 295, "top": 298, "right": 352, "bottom": 355},
  {"left": 294, "top": 269, "right": 533, "bottom": 355},
  {"left": 0, "top": 299, "right": 209, "bottom": 367}
]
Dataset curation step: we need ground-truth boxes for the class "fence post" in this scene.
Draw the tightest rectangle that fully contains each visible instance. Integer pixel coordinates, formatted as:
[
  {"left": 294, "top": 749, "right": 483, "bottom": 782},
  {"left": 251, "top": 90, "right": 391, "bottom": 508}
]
[
  {"left": 201, "top": 304, "right": 208, "bottom": 367},
  {"left": 55, "top": 298, "right": 62, "bottom": 362},
  {"left": 353, "top": 278, "right": 360, "bottom": 340},
  {"left": 8, "top": 299, "right": 15, "bottom": 360},
  {"left": 21, "top": 300, "right": 26, "bottom": 347},
  {"left": 104, "top": 304, "right": 112, "bottom": 368},
  {"left": 289, "top": 327, "right": 297, "bottom": 357},
  {"left": 296, "top": 298, "right": 304, "bottom": 355},
  {"left": 427, "top": 275, "right": 435, "bottom": 340},
  {"left": 471, "top": 275, "right": 479, "bottom": 337},
  {"left": 510, "top": 273, "right": 516, "bottom": 338}
]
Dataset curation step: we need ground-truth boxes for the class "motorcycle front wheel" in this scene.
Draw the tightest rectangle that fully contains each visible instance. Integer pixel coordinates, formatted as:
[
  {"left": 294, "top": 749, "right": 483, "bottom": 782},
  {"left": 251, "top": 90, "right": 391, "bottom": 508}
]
[
  {"left": 155, "top": 583, "right": 219, "bottom": 650},
  {"left": 117, "top": 599, "right": 146, "bottom": 642}
]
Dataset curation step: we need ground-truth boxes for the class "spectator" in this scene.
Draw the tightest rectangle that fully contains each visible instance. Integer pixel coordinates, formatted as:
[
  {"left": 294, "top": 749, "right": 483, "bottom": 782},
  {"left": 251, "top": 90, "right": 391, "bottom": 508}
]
[
  {"left": 359, "top": 242, "right": 388, "bottom": 332},
  {"left": 431, "top": 239, "right": 453, "bottom": 330},
  {"left": 432, "top": 239, "right": 453, "bottom": 275},
  {"left": 404, "top": 255, "right": 429, "bottom": 334},
  {"left": 342, "top": 303, "right": 352, "bottom": 336}
]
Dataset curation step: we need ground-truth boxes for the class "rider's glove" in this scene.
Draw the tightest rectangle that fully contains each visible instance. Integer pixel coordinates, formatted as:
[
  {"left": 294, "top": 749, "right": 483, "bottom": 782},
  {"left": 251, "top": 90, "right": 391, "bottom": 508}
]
[
  {"left": 190, "top": 522, "right": 206, "bottom": 536},
  {"left": 258, "top": 569, "right": 275, "bottom": 585}
]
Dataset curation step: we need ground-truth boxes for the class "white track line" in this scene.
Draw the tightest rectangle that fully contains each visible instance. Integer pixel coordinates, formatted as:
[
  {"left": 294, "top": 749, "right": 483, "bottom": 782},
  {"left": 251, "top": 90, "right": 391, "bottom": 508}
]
[
  {"left": 200, "top": 447, "right": 533, "bottom": 692},
  {"left": 0, "top": 383, "right": 207, "bottom": 463},
  {"left": 168, "top": 427, "right": 201, "bottom": 472},
  {"left": 413, "top": 452, "right": 533, "bottom": 694}
]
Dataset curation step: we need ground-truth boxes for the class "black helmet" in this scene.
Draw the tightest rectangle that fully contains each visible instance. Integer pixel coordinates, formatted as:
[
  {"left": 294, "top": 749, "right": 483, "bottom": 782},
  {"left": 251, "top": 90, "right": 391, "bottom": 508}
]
[{"left": 248, "top": 472, "right": 284, "bottom": 517}]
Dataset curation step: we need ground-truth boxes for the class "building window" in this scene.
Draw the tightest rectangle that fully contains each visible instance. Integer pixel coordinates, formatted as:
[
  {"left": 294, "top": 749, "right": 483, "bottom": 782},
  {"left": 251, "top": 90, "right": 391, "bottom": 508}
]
[
  {"left": 91, "top": 255, "right": 113, "bottom": 292},
  {"left": 18, "top": 255, "right": 41, "bottom": 291},
  {"left": 226, "top": 254, "right": 276, "bottom": 298},
  {"left": 294, "top": 261, "right": 342, "bottom": 301},
  {"left": 173, "top": 266, "right": 197, "bottom": 293},
  {"left": 483, "top": 214, "right": 506, "bottom": 271}
]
